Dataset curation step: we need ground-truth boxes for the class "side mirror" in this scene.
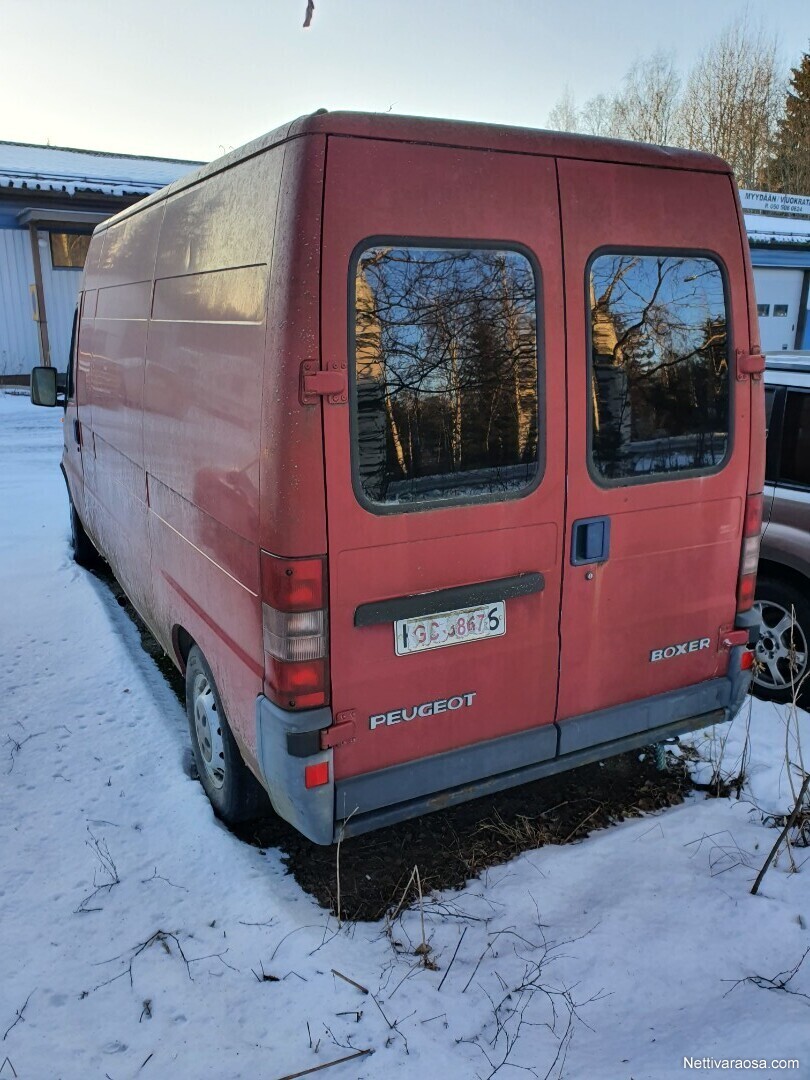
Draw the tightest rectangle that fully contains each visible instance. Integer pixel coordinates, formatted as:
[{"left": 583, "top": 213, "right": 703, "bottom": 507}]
[{"left": 30, "top": 366, "right": 59, "bottom": 407}]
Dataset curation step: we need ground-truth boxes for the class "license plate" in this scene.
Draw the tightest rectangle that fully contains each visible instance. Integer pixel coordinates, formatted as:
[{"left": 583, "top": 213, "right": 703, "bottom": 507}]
[{"left": 394, "top": 601, "right": 506, "bottom": 656}]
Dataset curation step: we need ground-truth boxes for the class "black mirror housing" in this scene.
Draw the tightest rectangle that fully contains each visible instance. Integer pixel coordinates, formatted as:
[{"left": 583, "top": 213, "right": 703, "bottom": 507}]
[{"left": 30, "top": 366, "right": 58, "bottom": 407}]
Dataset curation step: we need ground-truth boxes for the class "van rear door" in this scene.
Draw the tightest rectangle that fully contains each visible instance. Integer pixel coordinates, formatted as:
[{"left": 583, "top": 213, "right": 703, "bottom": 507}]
[
  {"left": 319, "top": 136, "right": 566, "bottom": 792},
  {"left": 555, "top": 160, "right": 752, "bottom": 746}
]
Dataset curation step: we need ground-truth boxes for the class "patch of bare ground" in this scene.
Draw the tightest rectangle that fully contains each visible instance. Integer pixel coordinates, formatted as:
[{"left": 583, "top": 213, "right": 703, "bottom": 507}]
[{"left": 237, "top": 750, "right": 690, "bottom": 921}]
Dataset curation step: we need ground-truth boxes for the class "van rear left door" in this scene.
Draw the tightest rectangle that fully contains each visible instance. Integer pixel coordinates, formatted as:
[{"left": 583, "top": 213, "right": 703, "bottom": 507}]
[{"left": 319, "top": 136, "right": 566, "bottom": 815}]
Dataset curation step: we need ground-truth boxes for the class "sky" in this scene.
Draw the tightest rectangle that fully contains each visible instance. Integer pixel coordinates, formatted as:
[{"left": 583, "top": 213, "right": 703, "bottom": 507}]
[{"left": 1, "top": 0, "right": 809, "bottom": 163}]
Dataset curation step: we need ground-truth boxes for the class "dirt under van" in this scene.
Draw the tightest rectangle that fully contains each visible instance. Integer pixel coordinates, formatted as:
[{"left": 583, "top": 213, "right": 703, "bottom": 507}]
[{"left": 32, "top": 112, "right": 764, "bottom": 843}]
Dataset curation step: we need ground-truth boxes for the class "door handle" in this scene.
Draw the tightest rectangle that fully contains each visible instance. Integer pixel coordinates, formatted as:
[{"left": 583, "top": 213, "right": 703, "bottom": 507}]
[
  {"left": 571, "top": 517, "right": 611, "bottom": 565},
  {"left": 73, "top": 418, "right": 82, "bottom": 447}
]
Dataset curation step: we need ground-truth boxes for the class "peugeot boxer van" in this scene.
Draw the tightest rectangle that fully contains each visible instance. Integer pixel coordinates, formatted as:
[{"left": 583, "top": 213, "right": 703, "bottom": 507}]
[{"left": 31, "top": 112, "right": 764, "bottom": 843}]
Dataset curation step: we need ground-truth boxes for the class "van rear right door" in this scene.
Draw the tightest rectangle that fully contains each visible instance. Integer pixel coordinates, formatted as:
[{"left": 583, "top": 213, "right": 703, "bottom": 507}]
[{"left": 555, "top": 160, "right": 753, "bottom": 747}]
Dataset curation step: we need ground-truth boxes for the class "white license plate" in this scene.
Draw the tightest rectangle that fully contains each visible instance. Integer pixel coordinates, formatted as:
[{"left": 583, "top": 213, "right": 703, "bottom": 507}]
[{"left": 394, "top": 601, "right": 506, "bottom": 656}]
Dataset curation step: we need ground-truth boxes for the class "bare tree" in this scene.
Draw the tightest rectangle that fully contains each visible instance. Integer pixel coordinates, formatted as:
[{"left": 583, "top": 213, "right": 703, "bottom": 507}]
[
  {"left": 546, "top": 87, "right": 579, "bottom": 133},
  {"left": 613, "top": 52, "right": 681, "bottom": 144},
  {"left": 576, "top": 53, "right": 679, "bottom": 144},
  {"left": 580, "top": 93, "right": 621, "bottom": 138},
  {"left": 677, "top": 16, "right": 783, "bottom": 187}
]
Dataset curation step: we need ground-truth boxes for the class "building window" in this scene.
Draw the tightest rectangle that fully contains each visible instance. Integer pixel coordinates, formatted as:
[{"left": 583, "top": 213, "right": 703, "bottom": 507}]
[
  {"left": 774, "top": 304, "right": 789, "bottom": 317},
  {"left": 352, "top": 243, "right": 541, "bottom": 509},
  {"left": 49, "top": 232, "right": 91, "bottom": 269},
  {"left": 588, "top": 253, "right": 730, "bottom": 482},
  {"left": 757, "top": 303, "right": 770, "bottom": 317}
]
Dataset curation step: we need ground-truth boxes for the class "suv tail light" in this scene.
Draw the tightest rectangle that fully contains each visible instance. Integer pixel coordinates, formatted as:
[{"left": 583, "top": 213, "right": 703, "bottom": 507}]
[
  {"left": 737, "top": 493, "right": 763, "bottom": 612},
  {"left": 261, "top": 553, "right": 328, "bottom": 709}
]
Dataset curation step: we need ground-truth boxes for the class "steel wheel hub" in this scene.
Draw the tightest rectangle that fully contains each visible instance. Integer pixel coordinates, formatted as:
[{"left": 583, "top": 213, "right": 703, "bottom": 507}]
[
  {"left": 193, "top": 673, "right": 225, "bottom": 788},
  {"left": 751, "top": 599, "right": 808, "bottom": 693}
]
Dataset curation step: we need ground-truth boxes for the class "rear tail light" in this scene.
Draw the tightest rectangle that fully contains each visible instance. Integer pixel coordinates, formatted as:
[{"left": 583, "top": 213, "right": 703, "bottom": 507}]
[
  {"left": 737, "top": 493, "right": 763, "bottom": 613},
  {"left": 261, "top": 553, "right": 328, "bottom": 710},
  {"left": 263, "top": 607, "right": 326, "bottom": 662}
]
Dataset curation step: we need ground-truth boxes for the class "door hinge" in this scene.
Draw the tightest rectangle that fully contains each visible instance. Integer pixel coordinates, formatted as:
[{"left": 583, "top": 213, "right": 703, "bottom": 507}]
[
  {"left": 321, "top": 709, "right": 357, "bottom": 750},
  {"left": 300, "top": 360, "right": 348, "bottom": 405},
  {"left": 736, "top": 349, "right": 766, "bottom": 380}
]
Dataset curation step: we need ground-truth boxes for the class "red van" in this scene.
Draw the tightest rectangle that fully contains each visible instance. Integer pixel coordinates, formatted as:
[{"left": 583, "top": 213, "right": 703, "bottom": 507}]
[{"left": 31, "top": 112, "right": 764, "bottom": 844}]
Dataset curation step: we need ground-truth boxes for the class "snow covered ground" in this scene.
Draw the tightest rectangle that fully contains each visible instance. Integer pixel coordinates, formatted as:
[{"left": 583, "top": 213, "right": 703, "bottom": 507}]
[{"left": 1, "top": 389, "right": 809, "bottom": 1080}]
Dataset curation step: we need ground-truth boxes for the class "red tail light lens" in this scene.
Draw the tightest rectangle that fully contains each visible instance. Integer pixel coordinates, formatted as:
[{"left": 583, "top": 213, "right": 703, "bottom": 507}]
[
  {"left": 743, "top": 493, "right": 763, "bottom": 538},
  {"left": 261, "top": 553, "right": 328, "bottom": 709},
  {"left": 262, "top": 554, "right": 325, "bottom": 612},
  {"left": 737, "top": 493, "right": 763, "bottom": 613},
  {"left": 266, "top": 657, "right": 327, "bottom": 710}
]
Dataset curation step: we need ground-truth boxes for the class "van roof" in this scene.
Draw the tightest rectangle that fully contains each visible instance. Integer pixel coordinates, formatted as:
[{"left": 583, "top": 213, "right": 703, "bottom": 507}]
[{"left": 95, "top": 110, "right": 732, "bottom": 234}]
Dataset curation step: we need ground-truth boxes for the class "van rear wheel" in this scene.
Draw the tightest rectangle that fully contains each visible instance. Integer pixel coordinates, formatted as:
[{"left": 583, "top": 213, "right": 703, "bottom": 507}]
[
  {"left": 751, "top": 577, "right": 810, "bottom": 706},
  {"left": 185, "top": 646, "right": 266, "bottom": 824}
]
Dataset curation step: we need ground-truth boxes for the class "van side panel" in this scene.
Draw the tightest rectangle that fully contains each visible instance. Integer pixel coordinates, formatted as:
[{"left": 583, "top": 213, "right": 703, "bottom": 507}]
[
  {"left": 260, "top": 134, "right": 328, "bottom": 557},
  {"left": 144, "top": 149, "right": 283, "bottom": 759},
  {"left": 81, "top": 207, "right": 164, "bottom": 618}
]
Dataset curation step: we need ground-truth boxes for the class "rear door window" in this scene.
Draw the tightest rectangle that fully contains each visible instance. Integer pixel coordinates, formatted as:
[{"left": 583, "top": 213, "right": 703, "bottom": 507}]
[
  {"left": 588, "top": 253, "right": 730, "bottom": 482},
  {"left": 351, "top": 243, "right": 541, "bottom": 510}
]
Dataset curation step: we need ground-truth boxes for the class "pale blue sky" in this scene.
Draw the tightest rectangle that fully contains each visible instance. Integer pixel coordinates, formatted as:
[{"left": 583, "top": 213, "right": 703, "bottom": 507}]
[{"left": 2, "top": 0, "right": 809, "bottom": 161}]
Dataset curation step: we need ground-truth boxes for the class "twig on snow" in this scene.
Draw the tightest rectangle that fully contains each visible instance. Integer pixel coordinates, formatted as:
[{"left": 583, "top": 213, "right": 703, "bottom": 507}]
[
  {"left": 274, "top": 1048, "right": 372, "bottom": 1080},
  {"left": 751, "top": 774, "right": 810, "bottom": 895},
  {"left": 2, "top": 990, "right": 34, "bottom": 1041},
  {"left": 140, "top": 867, "right": 187, "bottom": 891},
  {"left": 87, "top": 930, "right": 192, "bottom": 993},
  {"left": 330, "top": 969, "right": 368, "bottom": 995},
  {"left": 4, "top": 732, "right": 44, "bottom": 774},
  {"left": 75, "top": 830, "right": 120, "bottom": 913},
  {"left": 438, "top": 925, "right": 468, "bottom": 991},
  {"left": 723, "top": 947, "right": 810, "bottom": 1002}
]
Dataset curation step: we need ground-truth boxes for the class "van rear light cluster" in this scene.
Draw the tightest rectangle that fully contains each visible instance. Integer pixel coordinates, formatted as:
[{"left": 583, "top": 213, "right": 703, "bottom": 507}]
[
  {"left": 261, "top": 553, "right": 329, "bottom": 710},
  {"left": 737, "top": 493, "right": 763, "bottom": 613}
]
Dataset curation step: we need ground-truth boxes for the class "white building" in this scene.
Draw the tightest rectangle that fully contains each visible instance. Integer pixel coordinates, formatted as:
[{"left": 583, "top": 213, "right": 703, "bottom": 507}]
[
  {"left": 2, "top": 142, "right": 808, "bottom": 380},
  {"left": 0, "top": 141, "right": 201, "bottom": 380},
  {"left": 741, "top": 189, "right": 810, "bottom": 354}
]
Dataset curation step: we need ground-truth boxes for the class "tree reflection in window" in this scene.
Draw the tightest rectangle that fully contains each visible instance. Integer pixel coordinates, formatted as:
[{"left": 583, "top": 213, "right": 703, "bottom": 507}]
[
  {"left": 354, "top": 245, "right": 539, "bottom": 506},
  {"left": 589, "top": 254, "right": 729, "bottom": 480}
]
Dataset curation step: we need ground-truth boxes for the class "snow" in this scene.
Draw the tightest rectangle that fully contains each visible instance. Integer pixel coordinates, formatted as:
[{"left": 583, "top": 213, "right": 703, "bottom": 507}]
[
  {"left": 0, "top": 142, "right": 200, "bottom": 198},
  {"left": 2, "top": 389, "right": 810, "bottom": 1080},
  {"left": 743, "top": 211, "right": 810, "bottom": 246}
]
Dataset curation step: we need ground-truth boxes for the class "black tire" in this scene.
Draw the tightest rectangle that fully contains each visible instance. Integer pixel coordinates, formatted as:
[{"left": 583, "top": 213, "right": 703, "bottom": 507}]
[
  {"left": 751, "top": 576, "right": 810, "bottom": 707},
  {"left": 70, "top": 501, "right": 100, "bottom": 569},
  {"left": 185, "top": 645, "right": 266, "bottom": 824}
]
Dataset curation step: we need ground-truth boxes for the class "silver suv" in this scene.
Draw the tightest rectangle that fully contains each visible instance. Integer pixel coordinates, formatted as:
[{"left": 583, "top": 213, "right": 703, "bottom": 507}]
[{"left": 755, "top": 355, "right": 810, "bottom": 704}]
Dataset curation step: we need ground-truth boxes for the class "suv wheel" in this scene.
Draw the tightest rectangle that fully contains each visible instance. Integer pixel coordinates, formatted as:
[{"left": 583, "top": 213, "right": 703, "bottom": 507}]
[{"left": 751, "top": 577, "right": 810, "bottom": 706}]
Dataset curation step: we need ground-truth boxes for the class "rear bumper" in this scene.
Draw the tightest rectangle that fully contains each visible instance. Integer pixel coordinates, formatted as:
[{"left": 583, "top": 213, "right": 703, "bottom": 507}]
[{"left": 256, "top": 655, "right": 751, "bottom": 844}]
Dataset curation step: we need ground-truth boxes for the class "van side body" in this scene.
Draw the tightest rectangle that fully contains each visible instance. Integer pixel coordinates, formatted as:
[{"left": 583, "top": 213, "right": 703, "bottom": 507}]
[{"left": 64, "top": 113, "right": 763, "bottom": 842}]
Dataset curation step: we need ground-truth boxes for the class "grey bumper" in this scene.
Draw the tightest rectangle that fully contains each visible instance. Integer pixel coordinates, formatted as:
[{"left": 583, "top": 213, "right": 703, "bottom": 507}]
[
  {"left": 255, "top": 697, "right": 334, "bottom": 845},
  {"left": 256, "top": 661, "right": 752, "bottom": 845}
]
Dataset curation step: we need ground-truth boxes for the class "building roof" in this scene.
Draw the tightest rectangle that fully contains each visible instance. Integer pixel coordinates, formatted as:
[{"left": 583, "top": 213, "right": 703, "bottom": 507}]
[
  {"left": 0, "top": 140, "right": 203, "bottom": 198},
  {"left": 743, "top": 212, "right": 810, "bottom": 247}
]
